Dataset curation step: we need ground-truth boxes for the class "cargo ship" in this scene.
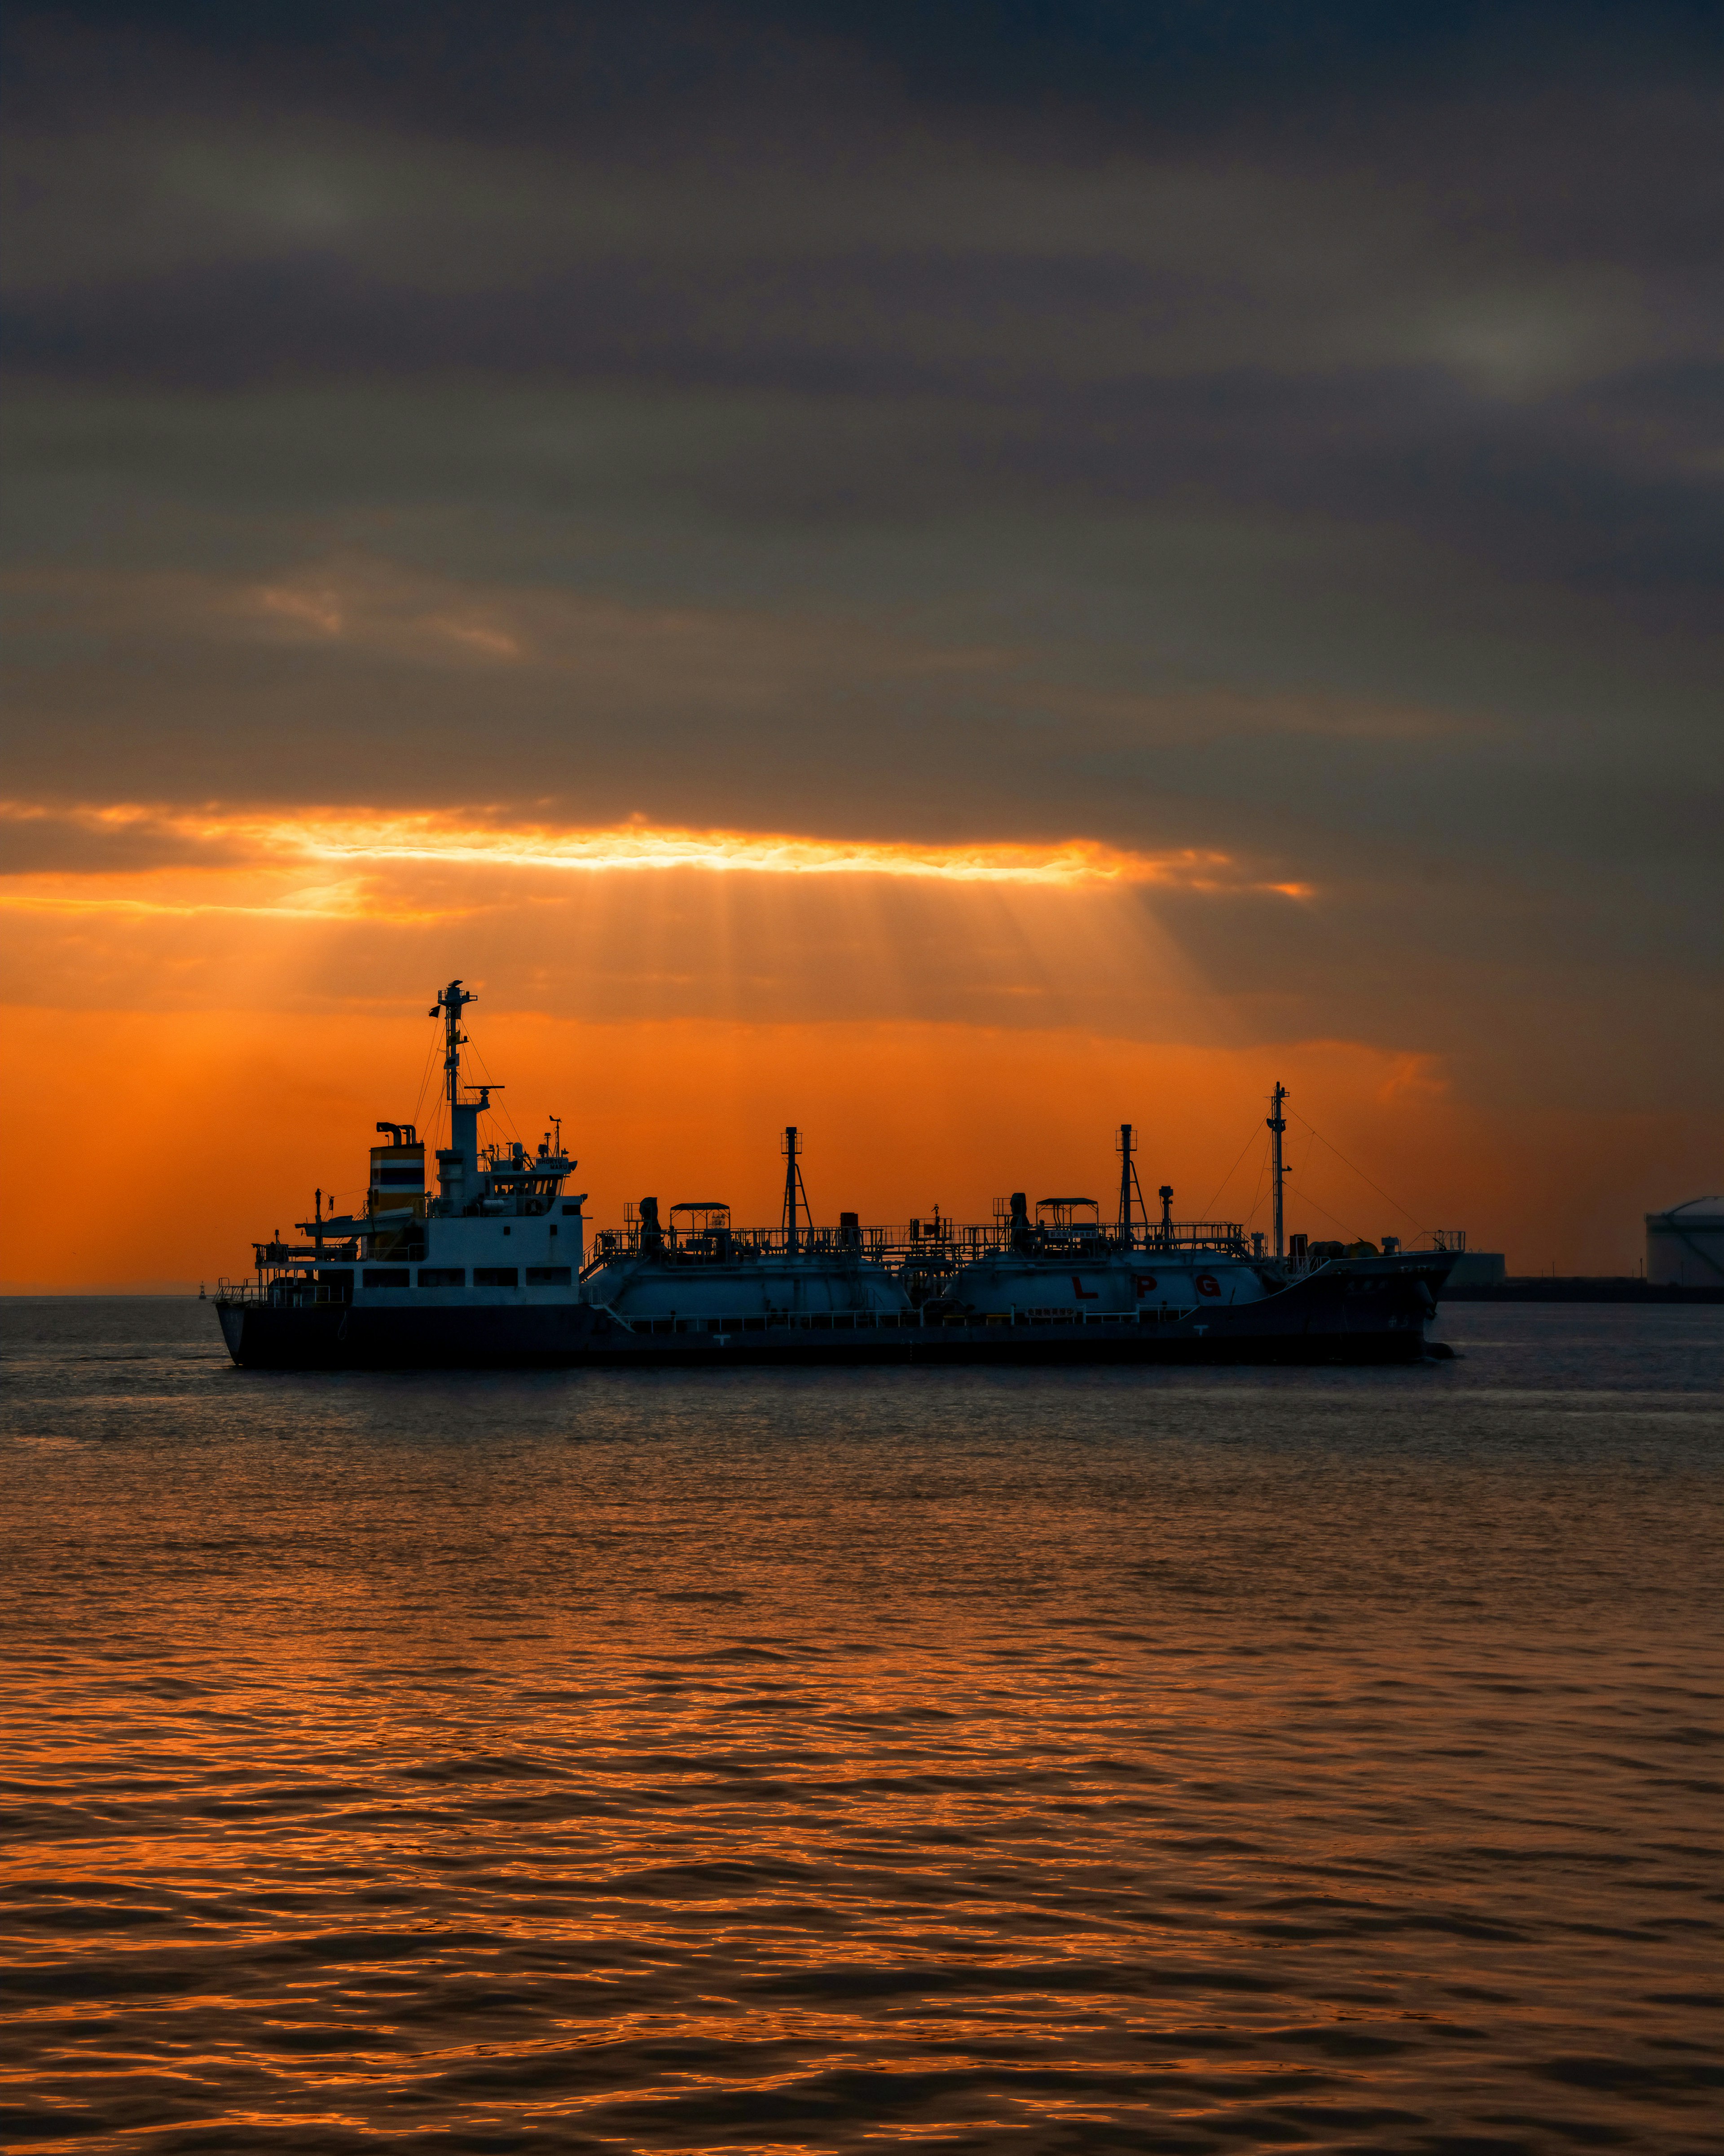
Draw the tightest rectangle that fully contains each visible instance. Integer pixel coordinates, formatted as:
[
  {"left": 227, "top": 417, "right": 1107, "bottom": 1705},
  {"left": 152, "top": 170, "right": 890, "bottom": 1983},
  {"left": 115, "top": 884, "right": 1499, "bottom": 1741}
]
[{"left": 213, "top": 980, "right": 1456, "bottom": 1369}]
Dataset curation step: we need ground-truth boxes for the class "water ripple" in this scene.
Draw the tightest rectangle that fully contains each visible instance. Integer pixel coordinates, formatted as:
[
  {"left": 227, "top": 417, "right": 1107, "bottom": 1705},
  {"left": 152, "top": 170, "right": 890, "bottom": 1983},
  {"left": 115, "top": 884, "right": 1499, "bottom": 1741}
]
[{"left": 1, "top": 1299, "right": 1720, "bottom": 2151}]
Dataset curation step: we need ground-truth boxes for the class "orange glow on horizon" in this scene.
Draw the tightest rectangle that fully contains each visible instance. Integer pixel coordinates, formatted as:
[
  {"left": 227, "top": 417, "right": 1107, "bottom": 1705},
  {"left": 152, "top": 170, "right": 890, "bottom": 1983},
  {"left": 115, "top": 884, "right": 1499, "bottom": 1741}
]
[
  {"left": 0, "top": 1006, "right": 1474, "bottom": 1291},
  {"left": 0, "top": 800, "right": 1315, "bottom": 915},
  {"left": 0, "top": 1001, "right": 1695, "bottom": 1290},
  {"left": 0, "top": 802, "right": 1694, "bottom": 1282}
]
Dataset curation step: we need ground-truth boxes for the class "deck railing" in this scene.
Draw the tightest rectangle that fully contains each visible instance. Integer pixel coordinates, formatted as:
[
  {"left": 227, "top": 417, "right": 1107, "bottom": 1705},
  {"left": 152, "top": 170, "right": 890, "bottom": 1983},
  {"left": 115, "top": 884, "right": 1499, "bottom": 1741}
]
[
  {"left": 603, "top": 1306, "right": 1199, "bottom": 1334},
  {"left": 215, "top": 1277, "right": 351, "bottom": 1307},
  {"left": 589, "top": 1220, "right": 1248, "bottom": 1264}
]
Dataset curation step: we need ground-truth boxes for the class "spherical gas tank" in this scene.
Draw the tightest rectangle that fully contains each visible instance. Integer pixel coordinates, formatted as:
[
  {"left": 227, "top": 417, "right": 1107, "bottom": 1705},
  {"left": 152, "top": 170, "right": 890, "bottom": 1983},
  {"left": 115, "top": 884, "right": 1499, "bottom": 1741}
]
[{"left": 1645, "top": 1196, "right": 1724, "bottom": 1287}]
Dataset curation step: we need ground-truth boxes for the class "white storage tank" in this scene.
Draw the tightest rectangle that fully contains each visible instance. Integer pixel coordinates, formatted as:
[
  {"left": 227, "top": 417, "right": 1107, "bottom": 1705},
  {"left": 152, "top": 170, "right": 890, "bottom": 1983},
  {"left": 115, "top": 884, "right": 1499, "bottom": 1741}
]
[{"left": 1645, "top": 1196, "right": 1724, "bottom": 1286}]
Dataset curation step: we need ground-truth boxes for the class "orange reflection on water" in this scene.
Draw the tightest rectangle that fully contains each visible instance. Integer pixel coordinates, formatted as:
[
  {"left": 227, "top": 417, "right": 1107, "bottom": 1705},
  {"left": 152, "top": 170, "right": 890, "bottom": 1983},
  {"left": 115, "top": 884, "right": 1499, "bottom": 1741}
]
[{"left": 7, "top": 1290, "right": 1716, "bottom": 2150}]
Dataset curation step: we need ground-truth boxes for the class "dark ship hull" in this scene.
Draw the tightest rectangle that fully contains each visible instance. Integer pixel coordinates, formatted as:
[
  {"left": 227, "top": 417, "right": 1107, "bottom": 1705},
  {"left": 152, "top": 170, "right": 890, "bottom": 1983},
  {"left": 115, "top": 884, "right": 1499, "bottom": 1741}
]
[{"left": 215, "top": 1256, "right": 1450, "bottom": 1371}]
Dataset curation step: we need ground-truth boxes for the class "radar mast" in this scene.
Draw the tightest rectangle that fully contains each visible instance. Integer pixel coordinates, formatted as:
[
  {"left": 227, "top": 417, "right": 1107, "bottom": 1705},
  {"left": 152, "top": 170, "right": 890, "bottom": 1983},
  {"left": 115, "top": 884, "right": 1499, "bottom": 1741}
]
[
  {"left": 1267, "top": 1081, "right": 1290, "bottom": 1258},
  {"left": 431, "top": 980, "right": 478, "bottom": 1124}
]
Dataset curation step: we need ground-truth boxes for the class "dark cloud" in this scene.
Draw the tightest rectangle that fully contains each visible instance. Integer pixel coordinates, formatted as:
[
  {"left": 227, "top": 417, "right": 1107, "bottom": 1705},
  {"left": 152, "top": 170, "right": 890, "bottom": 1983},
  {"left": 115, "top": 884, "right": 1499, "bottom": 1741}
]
[
  {"left": 9, "top": 2, "right": 1716, "bottom": 137},
  {"left": 5, "top": 6, "right": 1716, "bottom": 630}
]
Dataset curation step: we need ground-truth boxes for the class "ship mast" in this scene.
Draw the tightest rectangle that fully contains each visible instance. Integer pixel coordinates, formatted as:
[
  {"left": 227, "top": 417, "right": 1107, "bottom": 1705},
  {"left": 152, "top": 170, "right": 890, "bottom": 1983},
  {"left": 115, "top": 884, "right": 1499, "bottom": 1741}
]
[
  {"left": 1267, "top": 1080, "right": 1289, "bottom": 1258},
  {"left": 1115, "top": 1123, "right": 1147, "bottom": 1250},
  {"left": 432, "top": 980, "right": 477, "bottom": 1125},
  {"left": 781, "top": 1125, "right": 810, "bottom": 1256}
]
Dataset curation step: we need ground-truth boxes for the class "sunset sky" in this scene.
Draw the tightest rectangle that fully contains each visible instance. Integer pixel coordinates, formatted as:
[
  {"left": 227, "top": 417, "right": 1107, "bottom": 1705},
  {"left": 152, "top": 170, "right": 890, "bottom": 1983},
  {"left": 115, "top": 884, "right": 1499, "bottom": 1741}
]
[{"left": 4, "top": 0, "right": 1718, "bottom": 1287}]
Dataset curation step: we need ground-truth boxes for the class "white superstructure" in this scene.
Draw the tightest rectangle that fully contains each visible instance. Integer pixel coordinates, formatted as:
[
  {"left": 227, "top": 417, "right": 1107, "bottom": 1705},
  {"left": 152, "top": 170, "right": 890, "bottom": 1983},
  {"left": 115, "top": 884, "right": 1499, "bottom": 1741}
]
[{"left": 239, "top": 979, "right": 587, "bottom": 1313}]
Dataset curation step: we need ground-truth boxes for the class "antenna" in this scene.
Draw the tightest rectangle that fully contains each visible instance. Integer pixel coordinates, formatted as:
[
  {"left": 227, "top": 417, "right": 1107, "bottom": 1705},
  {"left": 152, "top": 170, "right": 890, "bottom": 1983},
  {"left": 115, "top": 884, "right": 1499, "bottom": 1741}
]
[
  {"left": 1115, "top": 1123, "right": 1149, "bottom": 1248},
  {"left": 1267, "top": 1081, "right": 1290, "bottom": 1258},
  {"left": 781, "top": 1126, "right": 812, "bottom": 1255},
  {"left": 1158, "top": 1184, "right": 1174, "bottom": 1240}
]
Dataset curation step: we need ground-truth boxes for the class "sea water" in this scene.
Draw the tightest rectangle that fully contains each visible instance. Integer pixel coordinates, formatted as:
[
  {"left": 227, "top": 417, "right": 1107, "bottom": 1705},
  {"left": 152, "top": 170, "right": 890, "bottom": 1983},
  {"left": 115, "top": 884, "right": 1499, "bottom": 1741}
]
[{"left": 2, "top": 1299, "right": 1719, "bottom": 2152}]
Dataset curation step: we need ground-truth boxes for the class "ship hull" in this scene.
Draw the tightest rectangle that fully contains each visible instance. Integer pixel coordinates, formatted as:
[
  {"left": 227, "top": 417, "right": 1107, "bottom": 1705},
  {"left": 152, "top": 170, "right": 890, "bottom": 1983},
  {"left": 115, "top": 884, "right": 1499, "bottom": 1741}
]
[
  {"left": 215, "top": 1298, "right": 595, "bottom": 1370},
  {"left": 215, "top": 1260, "right": 1447, "bottom": 1370}
]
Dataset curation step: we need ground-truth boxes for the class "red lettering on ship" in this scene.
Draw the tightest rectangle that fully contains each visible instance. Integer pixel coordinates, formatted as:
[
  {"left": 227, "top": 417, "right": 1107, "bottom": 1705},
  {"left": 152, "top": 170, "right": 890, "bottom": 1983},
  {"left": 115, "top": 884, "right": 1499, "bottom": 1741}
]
[
  {"left": 1196, "top": 1273, "right": 1222, "bottom": 1297},
  {"left": 1071, "top": 1275, "right": 1099, "bottom": 1301},
  {"left": 1132, "top": 1274, "right": 1158, "bottom": 1297}
]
